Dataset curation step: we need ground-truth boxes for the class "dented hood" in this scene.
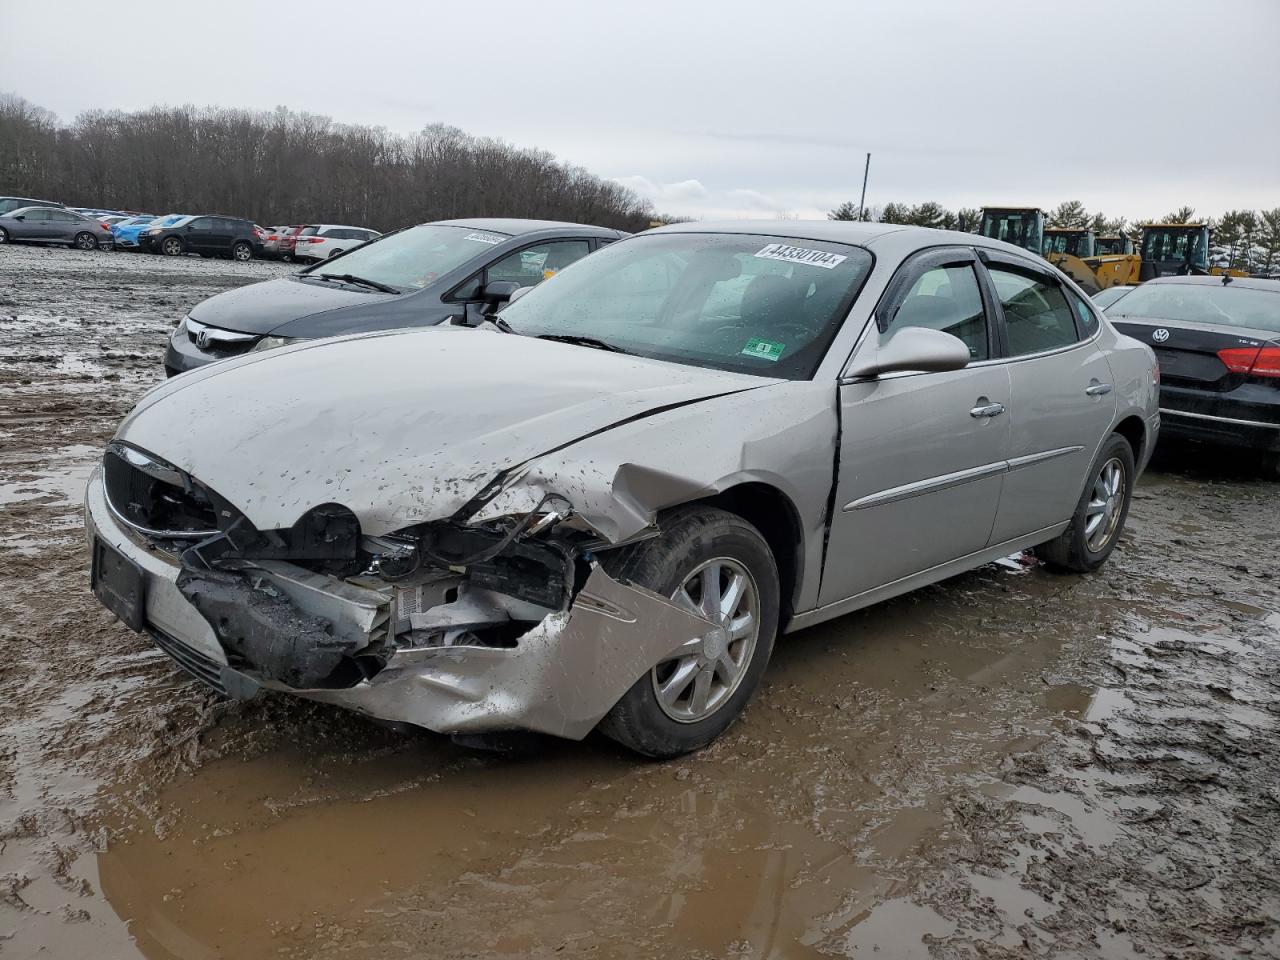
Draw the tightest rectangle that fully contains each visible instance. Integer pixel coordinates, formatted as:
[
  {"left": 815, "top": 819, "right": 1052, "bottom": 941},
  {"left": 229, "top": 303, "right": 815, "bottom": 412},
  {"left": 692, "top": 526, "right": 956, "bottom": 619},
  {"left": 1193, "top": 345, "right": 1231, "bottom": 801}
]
[{"left": 117, "top": 327, "right": 768, "bottom": 535}]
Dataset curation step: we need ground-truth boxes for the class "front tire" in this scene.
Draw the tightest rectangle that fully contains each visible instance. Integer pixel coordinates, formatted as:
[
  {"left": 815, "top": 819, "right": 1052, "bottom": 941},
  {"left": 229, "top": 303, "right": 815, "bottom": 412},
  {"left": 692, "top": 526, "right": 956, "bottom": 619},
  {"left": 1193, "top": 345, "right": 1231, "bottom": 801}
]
[
  {"left": 161, "top": 236, "right": 184, "bottom": 257},
  {"left": 1038, "top": 433, "right": 1135, "bottom": 573},
  {"left": 0, "top": 226, "right": 9, "bottom": 243},
  {"left": 597, "top": 506, "right": 779, "bottom": 758}
]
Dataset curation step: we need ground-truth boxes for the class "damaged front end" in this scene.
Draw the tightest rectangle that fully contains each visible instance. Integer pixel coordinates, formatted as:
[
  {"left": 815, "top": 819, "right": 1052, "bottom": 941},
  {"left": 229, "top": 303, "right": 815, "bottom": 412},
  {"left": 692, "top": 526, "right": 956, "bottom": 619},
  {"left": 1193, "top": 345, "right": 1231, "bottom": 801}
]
[{"left": 95, "top": 440, "right": 715, "bottom": 739}]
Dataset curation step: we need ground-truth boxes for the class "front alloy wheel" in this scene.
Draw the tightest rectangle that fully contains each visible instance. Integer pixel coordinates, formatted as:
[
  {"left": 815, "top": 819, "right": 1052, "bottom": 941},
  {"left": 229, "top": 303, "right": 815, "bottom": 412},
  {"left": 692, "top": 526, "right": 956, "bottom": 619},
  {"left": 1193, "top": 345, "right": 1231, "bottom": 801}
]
[
  {"left": 598, "top": 505, "right": 779, "bottom": 758},
  {"left": 161, "top": 237, "right": 183, "bottom": 256},
  {"left": 652, "top": 558, "right": 760, "bottom": 722}
]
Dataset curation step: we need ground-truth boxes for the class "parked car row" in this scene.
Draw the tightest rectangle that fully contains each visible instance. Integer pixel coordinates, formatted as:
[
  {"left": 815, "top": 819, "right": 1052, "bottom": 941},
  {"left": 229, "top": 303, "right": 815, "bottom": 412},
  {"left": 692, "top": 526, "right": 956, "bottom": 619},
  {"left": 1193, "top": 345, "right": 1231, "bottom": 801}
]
[
  {"left": 0, "top": 193, "right": 380, "bottom": 262},
  {"left": 89, "top": 216, "right": 1198, "bottom": 760}
]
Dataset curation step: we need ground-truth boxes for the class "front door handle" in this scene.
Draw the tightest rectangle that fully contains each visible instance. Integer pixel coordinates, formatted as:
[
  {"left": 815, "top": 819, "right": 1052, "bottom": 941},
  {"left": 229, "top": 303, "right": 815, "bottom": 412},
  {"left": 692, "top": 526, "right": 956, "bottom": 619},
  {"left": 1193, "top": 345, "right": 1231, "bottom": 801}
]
[
  {"left": 1085, "top": 381, "right": 1113, "bottom": 396},
  {"left": 970, "top": 400, "right": 1005, "bottom": 418}
]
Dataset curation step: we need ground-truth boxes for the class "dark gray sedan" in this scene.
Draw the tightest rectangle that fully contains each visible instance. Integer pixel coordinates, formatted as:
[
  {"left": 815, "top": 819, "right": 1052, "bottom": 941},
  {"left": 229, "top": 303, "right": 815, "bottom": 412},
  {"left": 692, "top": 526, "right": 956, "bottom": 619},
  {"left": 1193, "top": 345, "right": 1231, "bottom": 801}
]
[
  {"left": 163, "top": 218, "right": 626, "bottom": 375},
  {"left": 0, "top": 206, "right": 114, "bottom": 250}
]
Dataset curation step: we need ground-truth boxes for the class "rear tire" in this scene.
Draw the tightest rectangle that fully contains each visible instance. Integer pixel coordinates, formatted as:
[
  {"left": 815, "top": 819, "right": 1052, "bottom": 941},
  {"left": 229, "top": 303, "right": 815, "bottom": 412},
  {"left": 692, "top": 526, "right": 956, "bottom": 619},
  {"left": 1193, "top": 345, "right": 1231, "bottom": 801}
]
[
  {"left": 74, "top": 232, "right": 97, "bottom": 251},
  {"left": 597, "top": 506, "right": 779, "bottom": 758},
  {"left": 232, "top": 241, "right": 252, "bottom": 262},
  {"left": 327, "top": 248, "right": 344, "bottom": 258},
  {"left": 1038, "top": 433, "right": 1135, "bottom": 573}
]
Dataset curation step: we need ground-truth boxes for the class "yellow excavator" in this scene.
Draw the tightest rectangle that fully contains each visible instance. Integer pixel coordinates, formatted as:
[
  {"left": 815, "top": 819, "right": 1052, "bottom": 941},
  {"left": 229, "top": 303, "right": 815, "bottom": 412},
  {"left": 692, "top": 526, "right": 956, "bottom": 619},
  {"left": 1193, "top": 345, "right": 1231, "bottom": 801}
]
[{"left": 978, "top": 208, "right": 1139, "bottom": 293}]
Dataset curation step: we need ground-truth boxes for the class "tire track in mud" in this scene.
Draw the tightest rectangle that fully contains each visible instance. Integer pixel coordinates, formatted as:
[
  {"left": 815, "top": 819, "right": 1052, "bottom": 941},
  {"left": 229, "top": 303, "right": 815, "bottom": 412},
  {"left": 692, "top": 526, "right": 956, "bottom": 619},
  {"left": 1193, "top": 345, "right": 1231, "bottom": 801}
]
[{"left": 2, "top": 244, "right": 1279, "bottom": 959}]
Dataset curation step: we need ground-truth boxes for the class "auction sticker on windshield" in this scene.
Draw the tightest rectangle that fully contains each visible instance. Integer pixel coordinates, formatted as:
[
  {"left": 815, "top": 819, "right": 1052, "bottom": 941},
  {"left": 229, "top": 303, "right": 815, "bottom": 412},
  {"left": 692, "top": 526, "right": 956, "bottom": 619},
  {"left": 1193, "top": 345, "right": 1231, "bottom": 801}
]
[
  {"left": 464, "top": 232, "right": 505, "bottom": 245},
  {"left": 741, "top": 337, "right": 785, "bottom": 362},
  {"left": 754, "top": 243, "right": 847, "bottom": 270}
]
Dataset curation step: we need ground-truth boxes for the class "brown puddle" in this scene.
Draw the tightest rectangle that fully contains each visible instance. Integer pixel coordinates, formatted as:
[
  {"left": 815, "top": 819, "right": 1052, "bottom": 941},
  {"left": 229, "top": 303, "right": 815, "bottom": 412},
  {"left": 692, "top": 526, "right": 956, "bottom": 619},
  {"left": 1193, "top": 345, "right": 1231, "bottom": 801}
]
[{"left": 84, "top": 570, "right": 1101, "bottom": 959}]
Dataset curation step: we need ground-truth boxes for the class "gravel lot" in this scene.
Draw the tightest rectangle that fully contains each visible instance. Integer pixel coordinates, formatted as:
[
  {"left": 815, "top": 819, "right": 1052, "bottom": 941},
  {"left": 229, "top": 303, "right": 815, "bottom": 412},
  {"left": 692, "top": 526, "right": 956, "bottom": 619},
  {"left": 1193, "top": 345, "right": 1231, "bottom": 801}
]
[{"left": 1, "top": 243, "right": 1278, "bottom": 960}]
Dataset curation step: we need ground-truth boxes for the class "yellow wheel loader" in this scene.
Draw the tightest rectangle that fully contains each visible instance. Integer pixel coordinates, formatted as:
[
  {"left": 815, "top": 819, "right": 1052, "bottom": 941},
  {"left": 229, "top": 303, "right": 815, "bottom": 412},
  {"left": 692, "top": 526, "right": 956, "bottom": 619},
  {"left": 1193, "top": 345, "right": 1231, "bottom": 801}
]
[{"left": 978, "top": 208, "right": 1139, "bottom": 294}]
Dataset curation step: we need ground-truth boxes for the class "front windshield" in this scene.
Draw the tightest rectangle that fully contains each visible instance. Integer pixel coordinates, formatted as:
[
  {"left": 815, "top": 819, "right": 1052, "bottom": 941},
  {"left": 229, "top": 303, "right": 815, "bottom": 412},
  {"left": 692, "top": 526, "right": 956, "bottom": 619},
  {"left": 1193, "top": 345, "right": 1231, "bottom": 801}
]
[
  {"left": 497, "top": 232, "right": 874, "bottom": 379},
  {"left": 0, "top": 199, "right": 41, "bottom": 215},
  {"left": 1110, "top": 282, "right": 1280, "bottom": 332},
  {"left": 981, "top": 211, "right": 1043, "bottom": 254},
  {"left": 1141, "top": 228, "right": 1207, "bottom": 270},
  {"left": 1043, "top": 232, "right": 1090, "bottom": 256},
  {"left": 300, "top": 224, "right": 510, "bottom": 292}
]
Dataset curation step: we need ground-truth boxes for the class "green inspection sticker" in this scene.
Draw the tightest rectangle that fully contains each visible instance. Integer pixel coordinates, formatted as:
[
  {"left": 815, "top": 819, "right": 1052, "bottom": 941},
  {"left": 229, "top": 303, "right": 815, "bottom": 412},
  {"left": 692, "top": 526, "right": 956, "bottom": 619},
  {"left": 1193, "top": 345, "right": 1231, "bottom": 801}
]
[{"left": 741, "top": 337, "right": 785, "bottom": 362}]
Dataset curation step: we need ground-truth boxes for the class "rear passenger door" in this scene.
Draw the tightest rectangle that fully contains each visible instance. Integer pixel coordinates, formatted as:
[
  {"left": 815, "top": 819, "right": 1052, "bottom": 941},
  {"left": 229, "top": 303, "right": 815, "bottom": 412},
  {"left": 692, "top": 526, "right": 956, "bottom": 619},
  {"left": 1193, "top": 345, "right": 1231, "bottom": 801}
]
[{"left": 980, "top": 252, "right": 1116, "bottom": 542}]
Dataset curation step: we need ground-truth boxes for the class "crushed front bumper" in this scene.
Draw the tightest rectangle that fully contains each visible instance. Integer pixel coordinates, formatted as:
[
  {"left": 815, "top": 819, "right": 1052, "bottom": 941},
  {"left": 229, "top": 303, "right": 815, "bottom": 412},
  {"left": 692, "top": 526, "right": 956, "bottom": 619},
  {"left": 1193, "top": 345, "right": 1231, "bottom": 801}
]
[{"left": 85, "top": 469, "right": 713, "bottom": 740}]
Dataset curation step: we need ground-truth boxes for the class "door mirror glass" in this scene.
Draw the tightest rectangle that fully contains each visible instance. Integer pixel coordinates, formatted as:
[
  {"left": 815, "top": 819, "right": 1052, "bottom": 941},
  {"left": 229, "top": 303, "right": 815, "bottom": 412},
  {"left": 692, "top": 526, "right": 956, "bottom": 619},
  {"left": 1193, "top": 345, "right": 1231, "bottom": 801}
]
[
  {"left": 845, "top": 326, "right": 971, "bottom": 379},
  {"left": 507, "top": 285, "right": 533, "bottom": 305}
]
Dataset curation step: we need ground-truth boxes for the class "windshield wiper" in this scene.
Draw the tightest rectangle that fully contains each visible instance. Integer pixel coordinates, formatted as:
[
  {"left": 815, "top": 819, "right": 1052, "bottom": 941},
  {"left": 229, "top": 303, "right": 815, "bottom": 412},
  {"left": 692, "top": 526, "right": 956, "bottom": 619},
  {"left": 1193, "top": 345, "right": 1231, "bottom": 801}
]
[
  {"left": 482, "top": 315, "right": 518, "bottom": 334},
  {"left": 315, "top": 273, "right": 400, "bottom": 294},
  {"left": 536, "top": 334, "right": 629, "bottom": 354}
]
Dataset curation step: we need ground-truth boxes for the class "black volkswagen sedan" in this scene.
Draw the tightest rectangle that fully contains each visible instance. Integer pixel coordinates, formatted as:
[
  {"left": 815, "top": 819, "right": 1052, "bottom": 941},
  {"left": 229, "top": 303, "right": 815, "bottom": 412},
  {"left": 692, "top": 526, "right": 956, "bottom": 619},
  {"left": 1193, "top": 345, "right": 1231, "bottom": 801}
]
[
  {"left": 1107, "top": 276, "right": 1280, "bottom": 471},
  {"left": 163, "top": 218, "right": 626, "bottom": 375}
]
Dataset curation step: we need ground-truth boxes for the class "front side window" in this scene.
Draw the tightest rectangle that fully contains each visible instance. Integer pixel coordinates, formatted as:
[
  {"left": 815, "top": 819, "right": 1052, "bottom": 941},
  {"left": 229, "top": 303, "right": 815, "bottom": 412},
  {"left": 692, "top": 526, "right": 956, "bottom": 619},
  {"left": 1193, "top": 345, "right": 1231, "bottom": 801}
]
[
  {"left": 21, "top": 209, "right": 51, "bottom": 221},
  {"left": 487, "top": 240, "right": 591, "bottom": 286},
  {"left": 300, "top": 224, "right": 512, "bottom": 292},
  {"left": 497, "top": 233, "right": 874, "bottom": 379},
  {"left": 188, "top": 217, "right": 213, "bottom": 230},
  {"left": 988, "top": 265, "right": 1079, "bottom": 355},
  {"left": 885, "top": 264, "right": 988, "bottom": 360}
]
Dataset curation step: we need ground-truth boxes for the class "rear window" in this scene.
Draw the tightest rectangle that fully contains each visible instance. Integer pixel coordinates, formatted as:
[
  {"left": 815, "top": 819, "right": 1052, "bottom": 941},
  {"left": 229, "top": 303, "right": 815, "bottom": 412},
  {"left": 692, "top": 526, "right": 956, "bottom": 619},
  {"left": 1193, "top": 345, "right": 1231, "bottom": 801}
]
[
  {"left": 299, "top": 226, "right": 319, "bottom": 236},
  {"left": 1109, "top": 283, "right": 1280, "bottom": 333}
]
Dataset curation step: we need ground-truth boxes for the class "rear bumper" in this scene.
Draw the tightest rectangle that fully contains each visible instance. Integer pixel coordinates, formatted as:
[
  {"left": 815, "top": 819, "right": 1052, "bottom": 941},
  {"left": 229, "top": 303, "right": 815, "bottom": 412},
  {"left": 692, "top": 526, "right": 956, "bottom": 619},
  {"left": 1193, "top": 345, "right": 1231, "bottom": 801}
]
[
  {"left": 1159, "top": 407, "right": 1280, "bottom": 452},
  {"left": 1159, "top": 383, "right": 1280, "bottom": 452}
]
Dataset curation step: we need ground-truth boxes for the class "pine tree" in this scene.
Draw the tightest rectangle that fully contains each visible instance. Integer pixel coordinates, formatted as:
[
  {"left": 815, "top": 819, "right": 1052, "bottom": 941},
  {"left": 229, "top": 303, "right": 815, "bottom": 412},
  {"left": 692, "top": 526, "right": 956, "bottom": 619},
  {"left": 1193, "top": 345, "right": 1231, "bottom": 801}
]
[
  {"left": 827, "top": 201, "right": 859, "bottom": 221},
  {"left": 1257, "top": 208, "right": 1280, "bottom": 277},
  {"left": 1163, "top": 206, "right": 1197, "bottom": 224},
  {"left": 1048, "top": 201, "right": 1089, "bottom": 228}
]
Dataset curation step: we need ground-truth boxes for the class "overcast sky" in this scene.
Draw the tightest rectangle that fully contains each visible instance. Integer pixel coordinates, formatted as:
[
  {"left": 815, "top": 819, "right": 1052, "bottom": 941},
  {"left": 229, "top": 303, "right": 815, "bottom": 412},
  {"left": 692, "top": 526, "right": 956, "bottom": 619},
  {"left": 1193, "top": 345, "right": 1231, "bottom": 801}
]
[{"left": 3, "top": 0, "right": 1277, "bottom": 223}]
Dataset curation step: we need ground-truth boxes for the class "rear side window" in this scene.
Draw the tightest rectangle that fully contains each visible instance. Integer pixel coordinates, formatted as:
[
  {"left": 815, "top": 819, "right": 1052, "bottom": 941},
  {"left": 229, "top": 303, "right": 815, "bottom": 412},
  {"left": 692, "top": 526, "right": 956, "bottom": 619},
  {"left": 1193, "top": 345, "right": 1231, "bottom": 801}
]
[
  {"left": 1066, "top": 289, "right": 1099, "bottom": 338},
  {"left": 988, "top": 265, "right": 1079, "bottom": 356},
  {"left": 884, "top": 264, "right": 989, "bottom": 361}
]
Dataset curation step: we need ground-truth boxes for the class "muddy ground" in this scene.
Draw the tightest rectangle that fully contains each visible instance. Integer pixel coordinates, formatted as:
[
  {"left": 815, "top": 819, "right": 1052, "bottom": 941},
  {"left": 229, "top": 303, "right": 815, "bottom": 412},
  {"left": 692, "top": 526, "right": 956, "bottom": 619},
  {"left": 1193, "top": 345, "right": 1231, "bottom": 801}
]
[{"left": 1, "top": 242, "right": 1278, "bottom": 960}]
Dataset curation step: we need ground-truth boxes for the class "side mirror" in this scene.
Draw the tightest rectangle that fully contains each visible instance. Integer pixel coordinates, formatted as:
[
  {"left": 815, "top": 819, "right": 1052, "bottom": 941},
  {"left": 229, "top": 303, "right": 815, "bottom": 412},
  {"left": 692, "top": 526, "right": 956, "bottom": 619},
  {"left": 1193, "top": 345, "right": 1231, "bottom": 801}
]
[
  {"left": 14, "top": 215, "right": 24, "bottom": 221},
  {"left": 844, "top": 326, "right": 971, "bottom": 379},
  {"left": 481, "top": 280, "right": 521, "bottom": 304}
]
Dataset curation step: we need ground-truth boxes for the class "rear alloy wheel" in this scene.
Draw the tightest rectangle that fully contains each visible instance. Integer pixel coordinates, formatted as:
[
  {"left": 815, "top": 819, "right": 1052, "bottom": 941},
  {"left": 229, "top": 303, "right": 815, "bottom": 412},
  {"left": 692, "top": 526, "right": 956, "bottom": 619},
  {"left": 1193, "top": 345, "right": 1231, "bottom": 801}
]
[
  {"left": 73, "top": 232, "right": 97, "bottom": 251},
  {"left": 327, "top": 248, "right": 344, "bottom": 258},
  {"left": 232, "top": 241, "right": 253, "bottom": 262},
  {"left": 1038, "top": 433, "right": 1135, "bottom": 573},
  {"left": 161, "top": 236, "right": 184, "bottom": 257},
  {"left": 598, "top": 506, "right": 779, "bottom": 758}
]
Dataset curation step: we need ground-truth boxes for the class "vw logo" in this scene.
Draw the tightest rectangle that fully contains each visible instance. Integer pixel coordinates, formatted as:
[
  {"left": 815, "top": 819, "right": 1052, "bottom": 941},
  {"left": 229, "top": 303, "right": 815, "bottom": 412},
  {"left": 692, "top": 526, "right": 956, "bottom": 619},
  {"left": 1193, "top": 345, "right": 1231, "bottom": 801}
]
[
  {"left": 1152, "top": 328, "right": 1170, "bottom": 343},
  {"left": 196, "top": 329, "right": 210, "bottom": 349}
]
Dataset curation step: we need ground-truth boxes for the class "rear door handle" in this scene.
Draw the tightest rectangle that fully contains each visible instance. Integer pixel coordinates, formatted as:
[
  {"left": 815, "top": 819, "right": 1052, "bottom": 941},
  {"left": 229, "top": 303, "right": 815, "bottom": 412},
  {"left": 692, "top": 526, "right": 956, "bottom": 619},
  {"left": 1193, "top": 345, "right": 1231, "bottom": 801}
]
[
  {"left": 970, "top": 401, "right": 1005, "bottom": 418},
  {"left": 1085, "top": 382, "right": 1113, "bottom": 396}
]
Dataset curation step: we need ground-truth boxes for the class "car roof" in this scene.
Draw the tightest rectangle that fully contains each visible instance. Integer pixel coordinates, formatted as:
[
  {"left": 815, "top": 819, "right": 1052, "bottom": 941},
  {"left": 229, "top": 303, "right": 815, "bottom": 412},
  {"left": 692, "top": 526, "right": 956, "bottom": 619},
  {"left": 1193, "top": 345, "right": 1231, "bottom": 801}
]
[
  {"left": 436, "top": 217, "right": 627, "bottom": 239},
  {"left": 2, "top": 196, "right": 62, "bottom": 205},
  {"left": 309, "top": 223, "right": 377, "bottom": 231},
  {"left": 647, "top": 219, "right": 1037, "bottom": 258},
  {"left": 1147, "top": 275, "right": 1280, "bottom": 294}
]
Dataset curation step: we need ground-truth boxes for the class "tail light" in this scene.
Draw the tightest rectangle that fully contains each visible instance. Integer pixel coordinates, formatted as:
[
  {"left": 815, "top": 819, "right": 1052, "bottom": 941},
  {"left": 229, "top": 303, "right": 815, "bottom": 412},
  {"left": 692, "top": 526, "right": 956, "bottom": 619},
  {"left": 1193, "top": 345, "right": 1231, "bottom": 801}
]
[
  {"left": 300, "top": 237, "right": 324, "bottom": 244},
  {"left": 1218, "top": 346, "right": 1280, "bottom": 378}
]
